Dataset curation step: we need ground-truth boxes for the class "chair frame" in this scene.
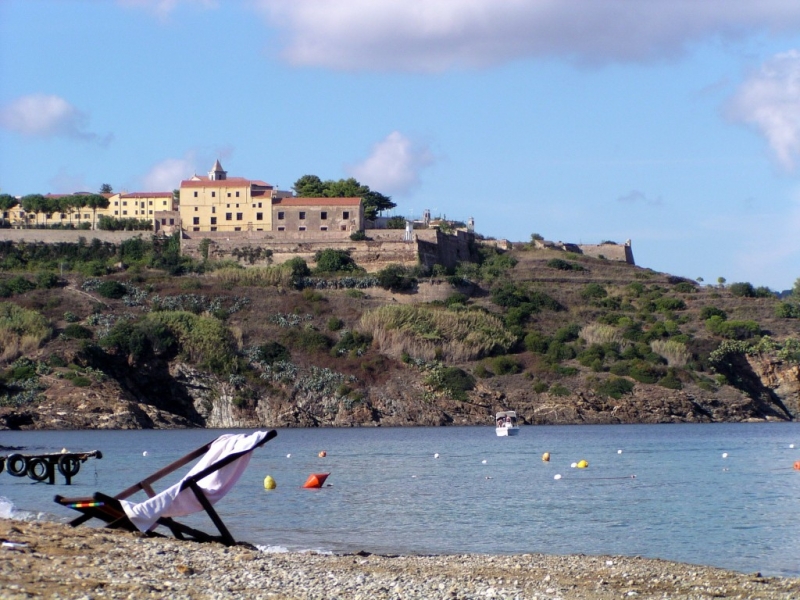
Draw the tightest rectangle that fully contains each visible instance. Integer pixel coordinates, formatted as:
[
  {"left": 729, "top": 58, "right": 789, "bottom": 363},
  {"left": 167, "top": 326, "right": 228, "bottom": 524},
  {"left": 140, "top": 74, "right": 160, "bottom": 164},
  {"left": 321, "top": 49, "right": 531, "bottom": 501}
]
[{"left": 55, "top": 429, "right": 277, "bottom": 546}]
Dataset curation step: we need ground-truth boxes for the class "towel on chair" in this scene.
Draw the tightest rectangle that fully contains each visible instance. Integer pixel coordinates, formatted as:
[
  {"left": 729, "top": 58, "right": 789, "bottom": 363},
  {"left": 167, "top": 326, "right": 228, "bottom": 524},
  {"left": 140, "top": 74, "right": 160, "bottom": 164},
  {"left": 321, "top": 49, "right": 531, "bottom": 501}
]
[{"left": 120, "top": 430, "right": 268, "bottom": 532}]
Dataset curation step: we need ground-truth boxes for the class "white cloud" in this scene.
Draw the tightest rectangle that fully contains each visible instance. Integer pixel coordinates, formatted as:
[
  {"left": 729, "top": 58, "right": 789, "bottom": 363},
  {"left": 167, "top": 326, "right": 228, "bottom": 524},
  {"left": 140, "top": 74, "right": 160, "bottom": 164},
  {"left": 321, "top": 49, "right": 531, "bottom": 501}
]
[
  {"left": 347, "top": 132, "right": 434, "bottom": 195},
  {"left": 256, "top": 1, "right": 800, "bottom": 72},
  {"left": 617, "top": 190, "right": 663, "bottom": 206},
  {"left": 727, "top": 50, "right": 800, "bottom": 171},
  {"left": 142, "top": 157, "right": 196, "bottom": 191},
  {"left": 0, "top": 94, "right": 110, "bottom": 145},
  {"left": 118, "top": 0, "right": 216, "bottom": 20}
]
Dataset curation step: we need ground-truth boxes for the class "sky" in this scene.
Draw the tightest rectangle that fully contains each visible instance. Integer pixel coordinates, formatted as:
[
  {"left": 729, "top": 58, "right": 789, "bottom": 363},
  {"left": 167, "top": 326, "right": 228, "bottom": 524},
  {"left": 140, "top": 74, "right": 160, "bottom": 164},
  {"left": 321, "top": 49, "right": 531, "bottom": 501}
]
[{"left": 1, "top": 1, "right": 800, "bottom": 291}]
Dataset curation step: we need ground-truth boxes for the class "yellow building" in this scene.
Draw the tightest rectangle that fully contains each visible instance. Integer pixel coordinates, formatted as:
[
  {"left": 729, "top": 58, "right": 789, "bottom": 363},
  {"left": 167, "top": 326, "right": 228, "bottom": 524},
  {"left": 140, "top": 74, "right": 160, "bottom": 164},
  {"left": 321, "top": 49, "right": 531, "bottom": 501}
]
[
  {"left": 179, "top": 160, "right": 278, "bottom": 233},
  {"left": 109, "top": 192, "right": 174, "bottom": 220}
]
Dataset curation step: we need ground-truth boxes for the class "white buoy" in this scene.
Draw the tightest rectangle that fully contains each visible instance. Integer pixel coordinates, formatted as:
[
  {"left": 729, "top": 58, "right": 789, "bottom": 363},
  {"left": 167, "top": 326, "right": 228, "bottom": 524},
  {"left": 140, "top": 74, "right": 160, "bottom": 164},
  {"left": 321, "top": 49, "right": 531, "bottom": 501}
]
[
  {"left": 554, "top": 474, "right": 562, "bottom": 480},
  {"left": 570, "top": 462, "right": 577, "bottom": 468},
  {"left": 286, "top": 454, "right": 291, "bottom": 458},
  {"left": 617, "top": 449, "right": 623, "bottom": 454},
  {"left": 482, "top": 459, "right": 487, "bottom": 464},
  {"left": 411, "top": 475, "right": 417, "bottom": 478},
  {"left": 790, "top": 444, "right": 795, "bottom": 449},
  {"left": 434, "top": 453, "right": 439, "bottom": 459},
  {"left": 143, "top": 451, "right": 148, "bottom": 457},
  {"left": 722, "top": 452, "right": 728, "bottom": 459}
]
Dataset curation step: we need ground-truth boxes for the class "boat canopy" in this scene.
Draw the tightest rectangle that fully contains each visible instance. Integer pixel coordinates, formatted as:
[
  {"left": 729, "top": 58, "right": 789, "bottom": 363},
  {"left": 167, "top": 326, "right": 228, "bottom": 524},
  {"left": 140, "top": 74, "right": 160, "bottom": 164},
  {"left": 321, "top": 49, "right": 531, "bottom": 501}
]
[{"left": 496, "top": 411, "right": 517, "bottom": 420}]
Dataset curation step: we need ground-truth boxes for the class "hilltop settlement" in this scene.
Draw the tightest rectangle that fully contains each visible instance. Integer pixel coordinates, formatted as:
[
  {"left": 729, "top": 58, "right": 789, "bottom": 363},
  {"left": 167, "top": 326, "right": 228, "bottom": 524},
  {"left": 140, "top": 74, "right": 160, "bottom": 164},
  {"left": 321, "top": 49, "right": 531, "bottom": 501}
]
[{"left": 0, "top": 161, "right": 798, "bottom": 430}]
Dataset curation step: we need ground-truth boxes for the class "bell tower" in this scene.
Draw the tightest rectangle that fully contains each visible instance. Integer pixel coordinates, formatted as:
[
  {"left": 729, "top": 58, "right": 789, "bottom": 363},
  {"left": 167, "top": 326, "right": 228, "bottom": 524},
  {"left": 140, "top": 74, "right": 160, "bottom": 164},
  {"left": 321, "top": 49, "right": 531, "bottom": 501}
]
[{"left": 209, "top": 159, "right": 227, "bottom": 181}]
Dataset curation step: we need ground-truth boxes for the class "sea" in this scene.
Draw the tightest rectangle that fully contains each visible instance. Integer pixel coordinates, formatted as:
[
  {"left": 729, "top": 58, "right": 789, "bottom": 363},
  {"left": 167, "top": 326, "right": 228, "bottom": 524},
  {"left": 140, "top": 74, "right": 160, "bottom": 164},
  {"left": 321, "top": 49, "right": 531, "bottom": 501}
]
[{"left": 1, "top": 423, "right": 799, "bottom": 578}]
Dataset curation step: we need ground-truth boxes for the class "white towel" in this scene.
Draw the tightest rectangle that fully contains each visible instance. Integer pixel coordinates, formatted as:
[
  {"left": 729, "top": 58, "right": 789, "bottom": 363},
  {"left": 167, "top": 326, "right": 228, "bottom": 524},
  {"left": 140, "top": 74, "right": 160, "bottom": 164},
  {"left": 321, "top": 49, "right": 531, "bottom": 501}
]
[{"left": 120, "top": 430, "right": 269, "bottom": 532}]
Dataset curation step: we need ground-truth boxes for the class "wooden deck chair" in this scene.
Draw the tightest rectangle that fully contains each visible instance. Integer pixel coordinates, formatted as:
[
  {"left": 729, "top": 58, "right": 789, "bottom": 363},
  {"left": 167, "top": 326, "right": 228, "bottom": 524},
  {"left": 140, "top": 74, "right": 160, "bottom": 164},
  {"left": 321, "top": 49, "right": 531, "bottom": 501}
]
[{"left": 55, "top": 429, "right": 277, "bottom": 546}]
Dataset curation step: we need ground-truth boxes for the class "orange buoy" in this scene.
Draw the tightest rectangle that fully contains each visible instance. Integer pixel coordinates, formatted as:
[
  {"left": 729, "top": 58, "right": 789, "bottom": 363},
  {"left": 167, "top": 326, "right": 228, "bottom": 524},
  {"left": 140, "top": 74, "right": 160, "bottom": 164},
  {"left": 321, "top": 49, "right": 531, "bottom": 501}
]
[
  {"left": 794, "top": 461, "right": 800, "bottom": 471},
  {"left": 303, "top": 473, "right": 330, "bottom": 488},
  {"left": 318, "top": 450, "right": 327, "bottom": 458}
]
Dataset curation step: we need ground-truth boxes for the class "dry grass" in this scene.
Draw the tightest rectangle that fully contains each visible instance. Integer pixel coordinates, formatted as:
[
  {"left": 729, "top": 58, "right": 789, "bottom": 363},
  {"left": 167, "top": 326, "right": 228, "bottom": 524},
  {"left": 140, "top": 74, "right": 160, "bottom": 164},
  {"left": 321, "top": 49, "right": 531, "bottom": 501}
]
[
  {"left": 210, "top": 265, "right": 294, "bottom": 288},
  {"left": 360, "top": 305, "right": 515, "bottom": 362},
  {"left": 650, "top": 339, "right": 690, "bottom": 367},
  {"left": 0, "top": 303, "right": 51, "bottom": 364},
  {"left": 579, "top": 323, "right": 624, "bottom": 346}
]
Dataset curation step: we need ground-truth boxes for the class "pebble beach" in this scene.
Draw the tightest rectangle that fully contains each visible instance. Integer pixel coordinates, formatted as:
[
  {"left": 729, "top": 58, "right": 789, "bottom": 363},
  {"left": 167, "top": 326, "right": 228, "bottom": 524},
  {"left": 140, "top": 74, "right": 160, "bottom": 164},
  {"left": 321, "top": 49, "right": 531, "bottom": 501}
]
[{"left": 2, "top": 519, "right": 799, "bottom": 599}]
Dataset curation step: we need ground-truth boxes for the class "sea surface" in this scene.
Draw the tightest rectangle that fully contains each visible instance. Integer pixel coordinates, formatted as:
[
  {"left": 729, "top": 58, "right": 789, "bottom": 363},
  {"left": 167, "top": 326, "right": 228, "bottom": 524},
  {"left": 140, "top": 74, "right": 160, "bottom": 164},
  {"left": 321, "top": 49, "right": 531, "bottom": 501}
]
[{"left": 1, "top": 423, "right": 799, "bottom": 577}]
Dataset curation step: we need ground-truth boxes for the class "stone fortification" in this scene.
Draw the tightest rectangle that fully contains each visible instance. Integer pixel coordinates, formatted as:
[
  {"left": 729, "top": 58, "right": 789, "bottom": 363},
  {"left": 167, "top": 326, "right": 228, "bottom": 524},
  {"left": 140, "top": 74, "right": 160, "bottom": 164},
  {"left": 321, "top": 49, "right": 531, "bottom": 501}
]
[
  {"left": 534, "top": 238, "right": 635, "bottom": 264},
  {"left": 180, "top": 227, "right": 476, "bottom": 272},
  {"left": 0, "top": 229, "right": 147, "bottom": 245}
]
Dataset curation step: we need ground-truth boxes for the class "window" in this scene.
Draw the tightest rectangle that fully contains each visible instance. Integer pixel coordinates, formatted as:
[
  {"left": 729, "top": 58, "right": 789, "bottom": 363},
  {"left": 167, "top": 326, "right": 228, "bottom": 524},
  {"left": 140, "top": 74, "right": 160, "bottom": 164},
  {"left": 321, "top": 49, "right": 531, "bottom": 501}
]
[
  {"left": 227, "top": 204, "right": 230, "bottom": 208},
  {"left": 194, "top": 206, "right": 198, "bottom": 211},
  {"left": 256, "top": 212, "right": 263, "bottom": 221},
  {"left": 257, "top": 202, "right": 261, "bottom": 208},
  {"left": 234, "top": 227, "right": 241, "bottom": 231},
  {"left": 227, "top": 192, "right": 231, "bottom": 198},
  {"left": 140, "top": 202, "right": 145, "bottom": 208},
  {"left": 123, "top": 211, "right": 128, "bottom": 215},
  {"left": 193, "top": 227, "right": 200, "bottom": 231},
  {"left": 161, "top": 218, "right": 166, "bottom": 225},
  {"left": 277, "top": 226, "right": 285, "bottom": 231},
  {"left": 320, "top": 226, "right": 328, "bottom": 231},
  {"left": 148, "top": 201, "right": 153, "bottom": 206},
  {"left": 210, "top": 227, "right": 217, "bottom": 231},
  {"left": 225, "top": 213, "right": 232, "bottom": 221},
  {"left": 84, "top": 214, "right": 89, "bottom": 219},
  {"left": 343, "top": 211, "right": 350, "bottom": 219},
  {"left": 210, "top": 217, "right": 217, "bottom": 225},
  {"left": 299, "top": 211, "right": 306, "bottom": 220},
  {"left": 236, "top": 191, "right": 240, "bottom": 198},
  {"left": 123, "top": 201, "right": 128, "bottom": 206},
  {"left": 299, "top": 226, "right": 306, "bottom": 231},
  {"left": 194, "top": 191, "right": 198, "bottom": 198},
  {"left": 321, "top": 211, "right": 327, "bottom": 220},
  {"left": 212, "top": 206, "right": 216, "bottom": 213},
  {"left": 235, "top": 204, "right": 239, "bottom": 208},
  {"left": 341, "top": 225, "right": 347, "bottom": 231},
  {"left": 277, "top": 211, "right": 285, "bottom": 220},
  {"left": 114, "top": 201, "right": 118, "bottom": 206},
  {"left": 236, "top": 213, "right": 243, "bottom": 221},
  {"left": 193, "top": 217, "right": 199, "bottom": 225},
  {"left": 169, "top": 218, "right": 174, "bottom": 225},
  {"left": 211, "top": 191, "right": 216, "bottom": 198}
]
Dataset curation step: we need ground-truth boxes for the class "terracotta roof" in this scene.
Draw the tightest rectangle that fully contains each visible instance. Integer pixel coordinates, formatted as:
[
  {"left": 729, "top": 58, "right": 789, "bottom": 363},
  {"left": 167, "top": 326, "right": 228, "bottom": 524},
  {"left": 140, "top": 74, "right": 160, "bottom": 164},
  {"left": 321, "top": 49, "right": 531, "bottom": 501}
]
[
  {"left": 120, "top": 192, "right": 173, "bottom": 198},
  {"left": 180, "top": 177, "right": 272, "bottom": 189},
  {"left": 273, "top": 197, "right": 362, "bottom": 207}
]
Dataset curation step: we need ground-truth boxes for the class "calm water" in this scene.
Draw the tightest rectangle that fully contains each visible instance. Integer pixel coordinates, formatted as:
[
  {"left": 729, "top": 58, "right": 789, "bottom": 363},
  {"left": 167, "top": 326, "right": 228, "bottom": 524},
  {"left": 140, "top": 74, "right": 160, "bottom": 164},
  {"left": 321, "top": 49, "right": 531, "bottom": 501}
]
[{"left": 2, "top": 423, "right": 799, "bottom": 577}]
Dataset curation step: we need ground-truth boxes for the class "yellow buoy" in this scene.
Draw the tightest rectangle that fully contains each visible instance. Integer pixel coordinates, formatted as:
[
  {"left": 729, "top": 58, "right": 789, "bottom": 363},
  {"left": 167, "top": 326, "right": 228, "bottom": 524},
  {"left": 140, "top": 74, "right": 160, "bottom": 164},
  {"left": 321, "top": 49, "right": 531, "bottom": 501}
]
[
  {"left": 542, "top": 452, "right": 550, "bottom": 462},
  {"left": 318, "top": 450, "right": 327, "bottom": 458},
  {"left": 263, "top": 475, "right": 276, "bottom": 490},
  {"left": 576, "top": 459, "right": 588, "bottom": 469}
]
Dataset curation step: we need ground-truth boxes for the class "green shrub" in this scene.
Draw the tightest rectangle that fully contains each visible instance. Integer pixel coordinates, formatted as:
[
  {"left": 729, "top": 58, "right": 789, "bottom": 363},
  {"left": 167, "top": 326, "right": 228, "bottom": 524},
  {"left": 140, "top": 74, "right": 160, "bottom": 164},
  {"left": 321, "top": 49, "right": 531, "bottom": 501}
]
[
  {"left": 546, "top": 258, "right": 585, "bottom": 271},
  {"left": 376, "top": 264, "right": 417, "bottom": 291},
  {"left": 386, "top": 216, "right": 406, "bottom": 229},
  {"left": 580, "top": 283, "right": 607, "bottom": 300},
  {"left": 349, "top": 230, "right": 368, "bottom": 241},
  {"left": 474, "top": 363, "right": 493, "bottom": 378},
  {"left": 332, "top": 330, "right": 372, "bottom": 356},
  {"left": 545, "top": 341, "right": 576, "bottom": 362},
  {"left": 595, "top": 376, "right": 635, "bottom": 399},
  {"left": 7, "top": 276, "right": 36, "bottom": 295},
  {"left": 62, "top": 324, "right": 93, "bottom": 339},
  {"left": 283, "top": 257, "right": 311, "bottom": 279},
  {"left": 628, "top": 361, "right": 665, "bottom": 384},
  {"left": 345, "top": 289, "right": 365, "bottom": 299},
  {"left": 549, "top": 383, "right": 570, "bottom": 397},
  {"left": 491, "top": 355, "right": 522, "bottom": 375},
  {"left": 554, "top": 323, "right": 581, "bottom": 343},
  {"left": 729, "top": 282, "right": 755, "bottom": 297},
  {"left": 253, "top": 342, "right": 290, "bottom": 365},
  {"left": 444, "top": 293, "right": 469, "bottom": 308},
  {"left": 524, "top": 332, "right": 549, "bottom": 353},
  {"left": 658, "top": 370, "right": 683, "bottom": 390},
  {"left": 314, "top": 249, "right": 358, "bottom": 273},
  {"left": 327, "top": 317, "right": 344, "bottom": 331},
  {"left": 700, "top": 306, "right": 727, "bottom": 320},
  {"left": 775, "top": 302, "right": 800, "bottom": 318},
  {"left": 302, "top": 288, "right": 325, "bottom": 302},
  {"left": 532, "top": 381, "right": 548, "bottom": 393},
  {"left": 705, "top": 316, "right": 760, "bottom": 340},
  {"left": 654, "top": 297, "right": 686, "bottom": 311},
  {"left": 673, "top": 282, "right": 696, "bottom": 293},
  {"left": 283, "top": 327, "right": 332, "bottom": 353},
  {"left": 97, "top": 280, "right": 126, "bottom": 299},
  {"left": 36, "top": 272, "right": 60, "bottom": 289},
  {"left": 425, "top": 366, "right": 475, "bottom": 400}
]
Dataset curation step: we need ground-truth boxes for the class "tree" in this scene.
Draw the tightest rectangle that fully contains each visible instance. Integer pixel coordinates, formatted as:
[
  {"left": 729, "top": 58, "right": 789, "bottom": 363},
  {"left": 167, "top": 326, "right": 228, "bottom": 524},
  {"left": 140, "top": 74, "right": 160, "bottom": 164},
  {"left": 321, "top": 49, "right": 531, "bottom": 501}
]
[
  {"left": 794, "top": 277, "right": 800, "bottom": 299},
  {"left": 85, "top": 194, "right": 110, "bottom": 229},
  {"left": 99, "top": 183, "right": 113, "bottom": 194},
  {"left": 717, "top": 277, "right": 726, "bottom": 288},
  {"left": 291, "top": 175, "right": 396, "bottom": 220},
  {"left": 20, "top": 194, "right": 46, "bottom": 227},
  {"left": 0, "top": 194, "right": 18, "bottom": 227}
]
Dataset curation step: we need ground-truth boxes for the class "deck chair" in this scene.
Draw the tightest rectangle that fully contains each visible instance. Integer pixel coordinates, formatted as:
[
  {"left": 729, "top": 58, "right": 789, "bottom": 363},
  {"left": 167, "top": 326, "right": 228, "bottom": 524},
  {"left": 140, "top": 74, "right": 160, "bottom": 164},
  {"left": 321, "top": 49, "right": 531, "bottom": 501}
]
[{"left": 54, "top": 429, "right": 277, "bottom": 546}]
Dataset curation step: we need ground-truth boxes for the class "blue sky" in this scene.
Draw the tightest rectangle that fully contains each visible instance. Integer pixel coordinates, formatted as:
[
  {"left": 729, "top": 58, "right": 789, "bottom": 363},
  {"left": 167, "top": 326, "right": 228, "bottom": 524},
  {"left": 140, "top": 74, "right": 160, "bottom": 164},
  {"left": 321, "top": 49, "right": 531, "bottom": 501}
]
[{"left": 2, "top": 1, "right": 800, "bottom": 291}]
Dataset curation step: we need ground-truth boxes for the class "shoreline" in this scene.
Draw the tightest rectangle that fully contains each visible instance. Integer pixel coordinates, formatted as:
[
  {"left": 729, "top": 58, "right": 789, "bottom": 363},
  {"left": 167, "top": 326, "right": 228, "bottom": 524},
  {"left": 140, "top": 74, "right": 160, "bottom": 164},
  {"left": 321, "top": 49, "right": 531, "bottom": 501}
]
[{"left": 2, "top": 519, "right": 799, "bottom": 599}]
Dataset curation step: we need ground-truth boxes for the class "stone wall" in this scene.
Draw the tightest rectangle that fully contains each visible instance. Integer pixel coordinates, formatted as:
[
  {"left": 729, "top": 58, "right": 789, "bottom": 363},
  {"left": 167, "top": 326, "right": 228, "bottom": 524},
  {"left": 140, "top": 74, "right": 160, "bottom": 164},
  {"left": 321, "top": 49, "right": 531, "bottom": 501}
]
[
  {"left": 0, "top": 229, "right": 150, "bottom": 245},
  {"left": 181, "top": 227, "right": 477, "bottom": 272},
  {"left": 578, "top": 241, "right": 634, "bottom": 264}
]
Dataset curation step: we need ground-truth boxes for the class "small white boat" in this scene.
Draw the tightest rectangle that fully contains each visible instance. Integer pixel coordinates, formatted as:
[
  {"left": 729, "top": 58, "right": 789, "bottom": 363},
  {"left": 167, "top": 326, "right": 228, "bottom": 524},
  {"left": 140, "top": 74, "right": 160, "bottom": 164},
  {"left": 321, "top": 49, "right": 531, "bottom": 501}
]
[{"left": 495, "top": 411, "right": 519, "bottom": 436}]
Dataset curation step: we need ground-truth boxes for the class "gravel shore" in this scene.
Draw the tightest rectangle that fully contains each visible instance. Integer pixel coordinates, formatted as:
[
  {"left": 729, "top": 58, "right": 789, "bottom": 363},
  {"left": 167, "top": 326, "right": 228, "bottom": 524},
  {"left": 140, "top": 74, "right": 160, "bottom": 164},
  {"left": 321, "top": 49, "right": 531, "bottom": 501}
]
[{"left": 2, "top": 519, "right": 799, "bottom": 599}]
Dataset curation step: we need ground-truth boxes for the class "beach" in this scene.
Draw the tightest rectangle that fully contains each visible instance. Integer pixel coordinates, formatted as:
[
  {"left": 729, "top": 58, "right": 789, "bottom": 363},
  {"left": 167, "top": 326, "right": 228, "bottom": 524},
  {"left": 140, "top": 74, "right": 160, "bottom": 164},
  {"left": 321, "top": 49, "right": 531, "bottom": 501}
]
[{"left": 1, "top": 519, "right": 798, "bottom": 599}]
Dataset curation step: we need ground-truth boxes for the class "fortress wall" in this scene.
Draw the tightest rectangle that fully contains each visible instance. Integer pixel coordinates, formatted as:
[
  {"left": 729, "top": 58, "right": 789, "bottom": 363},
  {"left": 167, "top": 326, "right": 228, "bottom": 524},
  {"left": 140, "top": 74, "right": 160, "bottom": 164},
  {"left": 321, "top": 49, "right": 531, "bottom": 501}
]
[
  {"left": 578, "top": 243, "right": 634, "bottom": 265},
  {"left": 0, "top": 230, "right": 148, "bottom": 244}
]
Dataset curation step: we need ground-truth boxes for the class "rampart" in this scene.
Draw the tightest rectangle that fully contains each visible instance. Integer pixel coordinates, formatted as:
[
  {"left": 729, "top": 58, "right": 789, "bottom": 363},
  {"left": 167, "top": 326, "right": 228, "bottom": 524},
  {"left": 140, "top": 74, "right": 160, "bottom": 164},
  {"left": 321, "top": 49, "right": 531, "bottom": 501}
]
[
  {"left": 180, "top": 227, "right": 476, "bottom": 272},
  {"left": 0, "top": 230, "right": 149, "bottom": 245},
  {"left": 534, "top": 238, "right": 635, "bottom": 265}
]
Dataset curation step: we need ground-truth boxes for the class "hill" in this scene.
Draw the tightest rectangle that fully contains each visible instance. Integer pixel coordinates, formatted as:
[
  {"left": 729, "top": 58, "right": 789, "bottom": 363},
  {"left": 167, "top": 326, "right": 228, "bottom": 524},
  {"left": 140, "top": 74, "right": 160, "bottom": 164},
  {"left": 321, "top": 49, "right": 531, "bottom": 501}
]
[{"left": 0, "top": 234, "right": 798, "bottom": 430}]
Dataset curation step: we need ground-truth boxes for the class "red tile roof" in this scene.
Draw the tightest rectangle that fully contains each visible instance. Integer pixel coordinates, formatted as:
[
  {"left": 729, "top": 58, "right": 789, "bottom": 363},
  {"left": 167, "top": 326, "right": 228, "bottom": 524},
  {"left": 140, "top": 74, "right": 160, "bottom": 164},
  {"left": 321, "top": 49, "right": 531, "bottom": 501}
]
[
  {"left": 180, "top": 177, "right": 272, "bottom": 189},
  {"left": 273, "top": 197, "right": 362, "bottom": 207},
  {"left": 120, "top": 192, "right": 173, "bottom": 198}
]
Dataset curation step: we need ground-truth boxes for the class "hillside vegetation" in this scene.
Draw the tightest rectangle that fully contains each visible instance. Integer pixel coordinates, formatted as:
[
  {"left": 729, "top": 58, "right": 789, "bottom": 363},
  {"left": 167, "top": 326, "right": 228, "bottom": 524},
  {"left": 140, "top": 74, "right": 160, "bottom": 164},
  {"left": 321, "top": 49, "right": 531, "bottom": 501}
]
[{"left": 0, "top": 234, "right": 798, "bottom": 430}]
